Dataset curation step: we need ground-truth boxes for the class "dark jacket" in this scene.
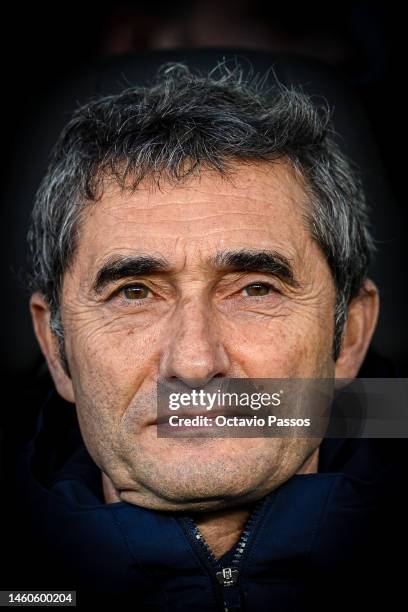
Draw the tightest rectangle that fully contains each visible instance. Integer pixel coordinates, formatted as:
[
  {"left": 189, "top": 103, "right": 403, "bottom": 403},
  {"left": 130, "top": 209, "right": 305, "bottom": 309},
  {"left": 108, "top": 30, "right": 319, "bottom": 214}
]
[{"left": 12, "top": 387, "right": 406, "bottom": 611}]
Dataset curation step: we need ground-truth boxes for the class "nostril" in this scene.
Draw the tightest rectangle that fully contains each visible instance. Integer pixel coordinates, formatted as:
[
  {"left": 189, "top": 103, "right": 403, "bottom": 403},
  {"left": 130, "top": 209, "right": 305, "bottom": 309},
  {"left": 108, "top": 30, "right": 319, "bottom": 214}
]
[{"left": 172, "top": 375, "right": 222, "bottom": 389}]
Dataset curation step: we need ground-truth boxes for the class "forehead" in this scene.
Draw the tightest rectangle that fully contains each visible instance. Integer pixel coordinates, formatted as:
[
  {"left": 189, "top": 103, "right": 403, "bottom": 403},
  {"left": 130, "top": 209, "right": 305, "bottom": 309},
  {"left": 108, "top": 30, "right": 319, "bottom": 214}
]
[{"left": 75, "top": 160, "right": 312, "bottom": 268}]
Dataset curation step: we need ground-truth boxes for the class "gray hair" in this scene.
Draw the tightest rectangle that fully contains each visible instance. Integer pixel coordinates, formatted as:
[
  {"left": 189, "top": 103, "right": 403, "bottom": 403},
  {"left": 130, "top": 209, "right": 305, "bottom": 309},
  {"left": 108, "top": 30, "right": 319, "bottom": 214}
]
[{"left": 27, "top": 61, "right": 375, "bottom": 375}]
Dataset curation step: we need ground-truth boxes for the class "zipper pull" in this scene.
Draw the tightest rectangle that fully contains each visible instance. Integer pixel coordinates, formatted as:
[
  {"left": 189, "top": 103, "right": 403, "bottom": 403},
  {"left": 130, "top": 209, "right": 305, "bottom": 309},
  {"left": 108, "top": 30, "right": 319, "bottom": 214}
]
[
  {"left": 216, "top": 567, "right": 239, "bottom": 586},
  {"left": 217, "top": 568, "right": 241, "bottom": 611}
]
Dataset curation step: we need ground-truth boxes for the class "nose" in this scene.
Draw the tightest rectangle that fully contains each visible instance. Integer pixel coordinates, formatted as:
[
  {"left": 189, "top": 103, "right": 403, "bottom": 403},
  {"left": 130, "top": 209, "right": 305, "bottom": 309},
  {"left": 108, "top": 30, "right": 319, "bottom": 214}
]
[{"left": 159, "top": 299, "right": 231, "bottom": 388}]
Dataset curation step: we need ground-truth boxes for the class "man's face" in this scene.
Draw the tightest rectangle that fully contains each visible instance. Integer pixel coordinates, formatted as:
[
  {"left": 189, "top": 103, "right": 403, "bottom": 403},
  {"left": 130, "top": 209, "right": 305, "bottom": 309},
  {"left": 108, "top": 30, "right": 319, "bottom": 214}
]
[{"left": 56, "top": 160, "right": 337, "bottom": 511}]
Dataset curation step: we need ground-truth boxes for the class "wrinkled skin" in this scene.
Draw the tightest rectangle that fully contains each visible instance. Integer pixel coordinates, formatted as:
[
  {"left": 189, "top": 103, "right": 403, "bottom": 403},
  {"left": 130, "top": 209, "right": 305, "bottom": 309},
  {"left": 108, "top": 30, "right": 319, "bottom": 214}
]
[{"left": 30, "top": 160, "right": 379, "bottom": 513}]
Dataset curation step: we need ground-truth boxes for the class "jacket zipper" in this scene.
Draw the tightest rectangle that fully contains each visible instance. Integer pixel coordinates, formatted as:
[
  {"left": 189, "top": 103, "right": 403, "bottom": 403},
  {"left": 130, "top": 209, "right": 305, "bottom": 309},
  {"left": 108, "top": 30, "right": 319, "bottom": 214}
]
[{"left": 178, "top": 496, "right": 269, "bottom": 612}]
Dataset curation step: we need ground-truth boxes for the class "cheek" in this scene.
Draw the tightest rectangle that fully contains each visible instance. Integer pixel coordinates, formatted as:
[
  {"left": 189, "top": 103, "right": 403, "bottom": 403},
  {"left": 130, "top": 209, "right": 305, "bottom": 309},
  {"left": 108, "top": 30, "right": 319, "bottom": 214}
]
[
  {"left": 224, "top": 310, "right": 333, "bottom": 376},
  {"left": 65, "top": 321, "right": 161, "bottom": 467},
  {"left": 65, "top": 314, "right": 164, "bottom": 415}
]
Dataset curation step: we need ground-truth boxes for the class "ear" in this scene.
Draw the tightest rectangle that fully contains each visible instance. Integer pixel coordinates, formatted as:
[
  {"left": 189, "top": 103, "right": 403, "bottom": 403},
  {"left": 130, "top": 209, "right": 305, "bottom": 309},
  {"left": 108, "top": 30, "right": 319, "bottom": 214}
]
[
  {"left": 334, "top": 279, "right": 380, "bottom": 379},
  {"left": 29, "top": 292, "right": 75, "bottom": 403}
]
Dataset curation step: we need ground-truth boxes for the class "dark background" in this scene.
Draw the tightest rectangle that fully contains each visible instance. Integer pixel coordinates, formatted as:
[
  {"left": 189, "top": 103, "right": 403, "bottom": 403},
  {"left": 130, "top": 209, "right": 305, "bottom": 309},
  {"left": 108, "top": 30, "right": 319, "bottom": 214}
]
[
  {"left": 0, "top": 0, "right": 405, "bottom": 199},
  {"left": 0, "top": 1, "right": 406, "bottom": 450},
  {"left": 0, "top": 0, "right": 406, "bottom": 603}
]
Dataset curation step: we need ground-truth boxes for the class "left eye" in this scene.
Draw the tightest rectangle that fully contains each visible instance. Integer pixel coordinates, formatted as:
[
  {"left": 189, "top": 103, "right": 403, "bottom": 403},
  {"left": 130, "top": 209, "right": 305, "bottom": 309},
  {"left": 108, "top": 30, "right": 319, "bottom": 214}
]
[
  {"left": 242, "top": 283, "right": 273, "bottom": 297},
  {"left": 121, "top": 284, "right": 151, "bottom": 300}
]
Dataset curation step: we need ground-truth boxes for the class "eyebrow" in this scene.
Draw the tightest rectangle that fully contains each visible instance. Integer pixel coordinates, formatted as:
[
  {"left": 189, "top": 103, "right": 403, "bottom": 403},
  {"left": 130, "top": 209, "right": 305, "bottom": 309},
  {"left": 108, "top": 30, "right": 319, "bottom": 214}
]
[
  {"left": 212, "top": 249, "right": 300, "bottom": 287},
  {"left": 91, "top": 249, "right": 300, "bottom": 295},
  {"left": 92, "top": 254, "right": 169, "bottom": 295}
]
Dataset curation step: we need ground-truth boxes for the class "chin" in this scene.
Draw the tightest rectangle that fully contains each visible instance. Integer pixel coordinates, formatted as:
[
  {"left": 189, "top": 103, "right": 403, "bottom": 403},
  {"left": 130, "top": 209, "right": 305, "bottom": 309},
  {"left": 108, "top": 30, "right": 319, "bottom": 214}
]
[
  {"left": 121, "top": 455, "right": 279, "bottom": 511},
  {"left": 119, "top": 481, "right": 260, "bottom": 512}
]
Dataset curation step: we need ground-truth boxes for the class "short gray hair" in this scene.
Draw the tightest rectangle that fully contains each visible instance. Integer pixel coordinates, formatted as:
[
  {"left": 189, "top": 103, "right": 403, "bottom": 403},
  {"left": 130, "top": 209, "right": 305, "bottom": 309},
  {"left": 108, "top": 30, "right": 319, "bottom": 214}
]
[{"left": 27, "top": 61, "right": 375, "bottom": 375}]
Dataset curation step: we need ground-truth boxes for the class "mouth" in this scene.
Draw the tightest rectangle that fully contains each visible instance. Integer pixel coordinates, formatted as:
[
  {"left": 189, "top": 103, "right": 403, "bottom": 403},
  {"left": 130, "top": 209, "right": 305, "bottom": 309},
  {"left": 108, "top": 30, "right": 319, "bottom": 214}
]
[{"left": 150, "top": 409, "right": 252, "bottom": 427}]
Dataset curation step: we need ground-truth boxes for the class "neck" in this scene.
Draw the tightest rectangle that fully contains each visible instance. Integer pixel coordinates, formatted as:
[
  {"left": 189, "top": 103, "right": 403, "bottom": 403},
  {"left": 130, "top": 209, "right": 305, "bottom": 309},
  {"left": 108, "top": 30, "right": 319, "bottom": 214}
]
[{"left": 192, "top": 505, "right": 255, "bottom": 559}]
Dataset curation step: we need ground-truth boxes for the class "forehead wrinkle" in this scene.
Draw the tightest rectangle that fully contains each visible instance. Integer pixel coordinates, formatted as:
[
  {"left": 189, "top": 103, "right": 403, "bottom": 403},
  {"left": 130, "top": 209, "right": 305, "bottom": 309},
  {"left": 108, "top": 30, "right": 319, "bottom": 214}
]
[
  {"left": 86, "top": 167, "right": 309, "bottom": 231},
  {"left": 95, "top": 195, "right": 295, "bottom": 215},
  {"left": 77, "top": 166, "right": 312, "bottom": 272},
  {"left": 94, "top": 212, "right": 289, "bottom": 229},
  {"left": 99, "top": 174, "right": 307, "bottom": 210}
]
